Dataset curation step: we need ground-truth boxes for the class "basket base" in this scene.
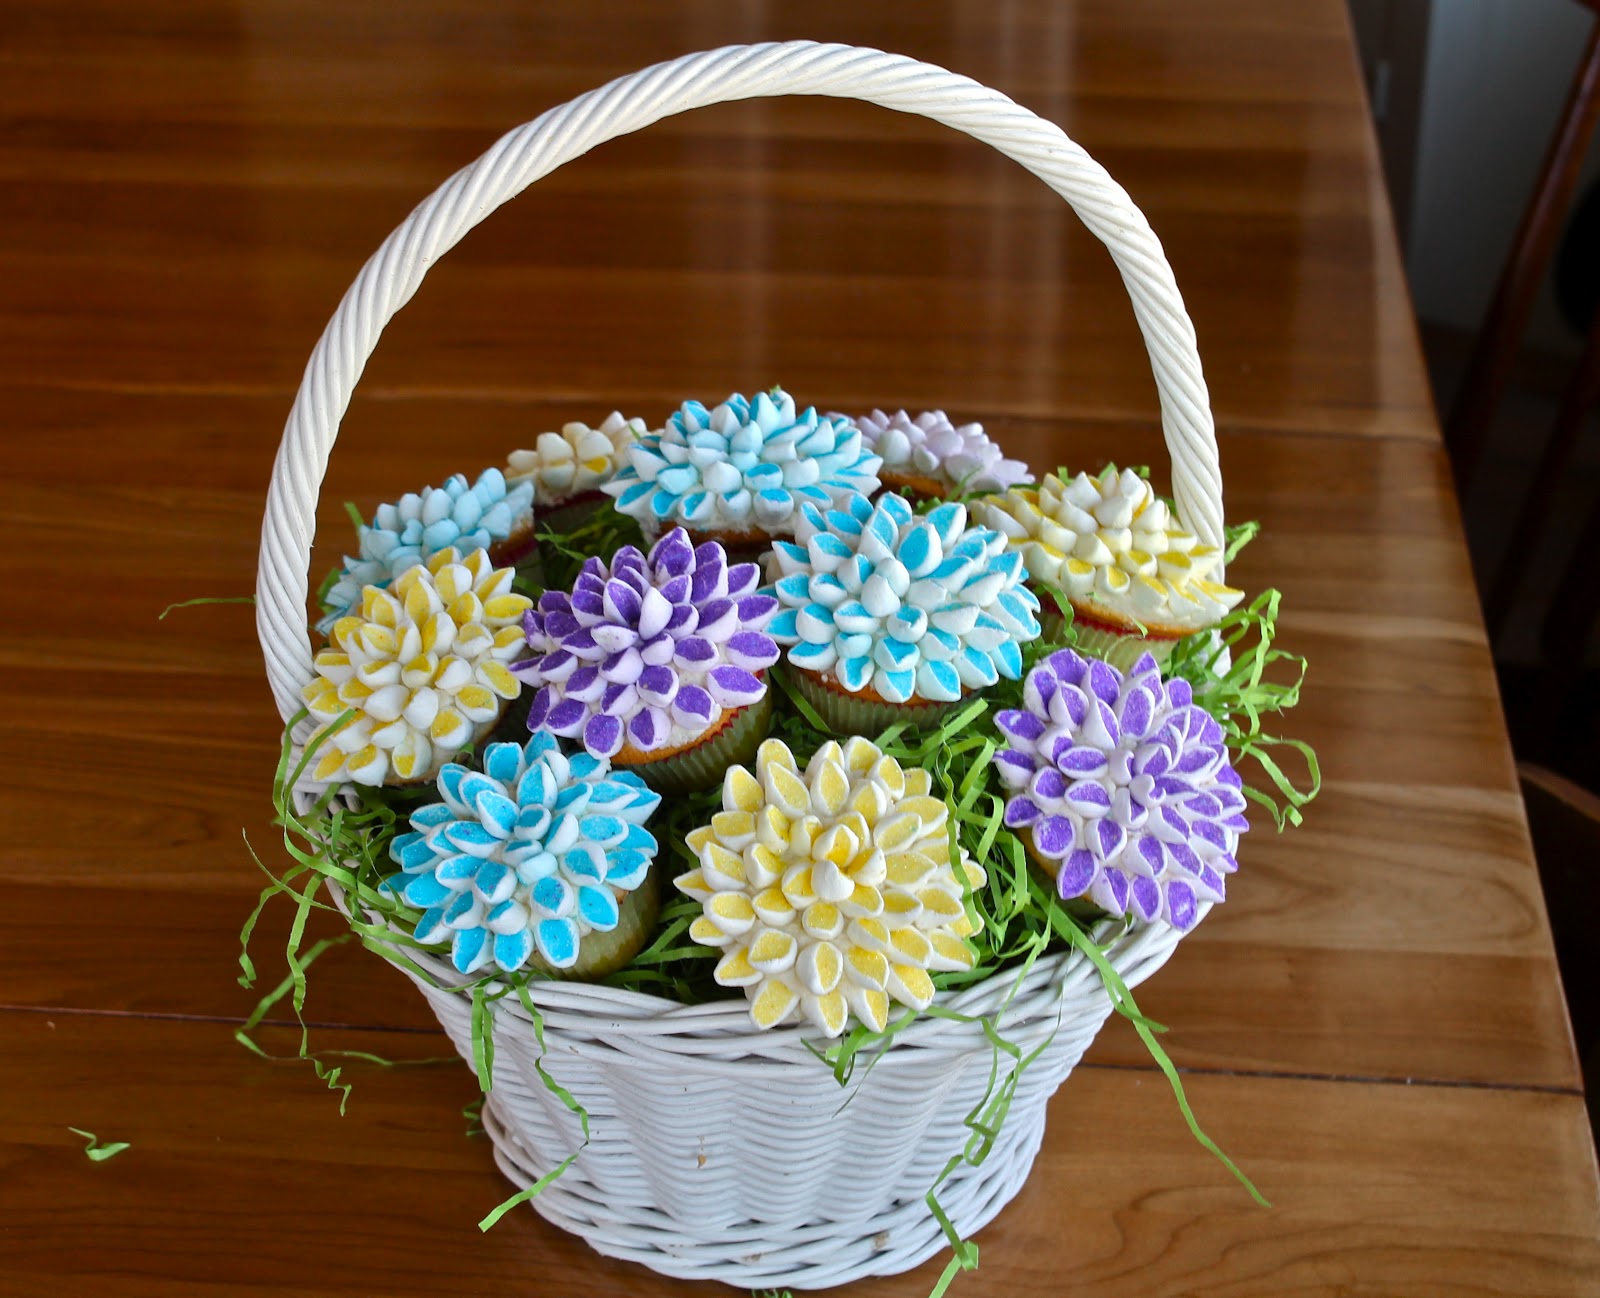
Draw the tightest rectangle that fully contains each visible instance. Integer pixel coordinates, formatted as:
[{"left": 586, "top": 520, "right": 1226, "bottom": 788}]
[{"left": 479, "top": 1096, "right": 1048, "bottom": 1291}]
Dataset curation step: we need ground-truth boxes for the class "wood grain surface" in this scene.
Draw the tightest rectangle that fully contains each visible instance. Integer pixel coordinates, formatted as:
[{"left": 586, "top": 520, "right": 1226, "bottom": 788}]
[{"left": 3, "top": 2, "right": 1596, "bottom": 1295}]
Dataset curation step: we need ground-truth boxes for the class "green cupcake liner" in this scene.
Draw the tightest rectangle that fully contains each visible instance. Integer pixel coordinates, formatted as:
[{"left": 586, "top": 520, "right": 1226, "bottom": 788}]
[
  {"left": 1062, "top": 618, "right": 1177, "bottom": 674},
  {"left": 786, "top": 666, "right": 962, "bottom": 738},
  {"left": 617, "top": 688, "right": 774, "bottom": 794},
  {"left": 527, "top": 864, "right": 661, "bottom": 980}
]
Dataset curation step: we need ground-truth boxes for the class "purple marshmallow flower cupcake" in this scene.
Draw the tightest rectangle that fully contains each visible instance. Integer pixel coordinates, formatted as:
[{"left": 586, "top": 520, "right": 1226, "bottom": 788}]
[
  {"left": 992, "top": 648, "right": 1249, "bottom": 931},
  {"left": 514, "top": 528, "right": 781, "bottom": 792}
]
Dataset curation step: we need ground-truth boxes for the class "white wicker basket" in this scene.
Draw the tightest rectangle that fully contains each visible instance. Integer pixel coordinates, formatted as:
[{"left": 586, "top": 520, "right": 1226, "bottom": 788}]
[{"left": 256, "top": 41, "right": 1226, "bottom": 1292}]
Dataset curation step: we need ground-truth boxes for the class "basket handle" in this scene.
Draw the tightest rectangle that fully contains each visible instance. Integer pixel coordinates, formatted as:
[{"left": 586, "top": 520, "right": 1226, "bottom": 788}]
[{"left": 257, "top": 40, "right": 1224, "bottom": 728}]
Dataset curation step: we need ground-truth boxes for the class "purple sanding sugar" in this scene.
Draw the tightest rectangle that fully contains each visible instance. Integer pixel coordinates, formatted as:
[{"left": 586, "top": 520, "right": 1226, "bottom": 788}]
[{"left": 992, "top": 648, "right": 1247, "bottom": 932}]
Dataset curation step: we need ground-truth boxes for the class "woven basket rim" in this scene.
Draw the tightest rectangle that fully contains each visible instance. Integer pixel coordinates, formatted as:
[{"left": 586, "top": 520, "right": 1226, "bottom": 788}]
[{"left": 330, "top": 878, "right": 1198, "bottom": 1047}]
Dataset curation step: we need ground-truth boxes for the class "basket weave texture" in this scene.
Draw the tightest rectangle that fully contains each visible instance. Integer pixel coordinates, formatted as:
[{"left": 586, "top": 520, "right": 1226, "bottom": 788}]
[
  {"left": 333, "top": 880, "right": 1186, "bottom": 1290},
  {"left": 263, "top": 39, "right": 1227, "bottom": 1292}
]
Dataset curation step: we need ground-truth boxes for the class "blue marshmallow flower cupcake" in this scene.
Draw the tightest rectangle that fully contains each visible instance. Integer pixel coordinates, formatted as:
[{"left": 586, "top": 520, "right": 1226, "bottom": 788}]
[
  {"left": 769, "top": 492, "right": 1042, "bottom": 733},
  {"left": 381, "top": 731, "right": 663, "bottom": 978},
  {"left": 320, "top": 468, "right": 537, "bottom": 632},
  {"left": 603, "top": 387, "right": 881, "bottom": 558}
]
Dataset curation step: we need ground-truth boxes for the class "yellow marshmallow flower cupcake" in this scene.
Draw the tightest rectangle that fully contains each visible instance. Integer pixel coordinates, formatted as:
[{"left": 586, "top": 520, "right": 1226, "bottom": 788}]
[
  {"left": 303, "top": 547, "right": 532, "bottom": 786},
  {"left": 676, "top": 737, "right": 985, "bottom": 1037}
]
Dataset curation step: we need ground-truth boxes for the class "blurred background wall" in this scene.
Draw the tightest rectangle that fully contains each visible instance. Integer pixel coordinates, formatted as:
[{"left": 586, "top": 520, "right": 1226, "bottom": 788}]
[{"left": 1350, "top": 0, "right": 1600, "bottom": 757}]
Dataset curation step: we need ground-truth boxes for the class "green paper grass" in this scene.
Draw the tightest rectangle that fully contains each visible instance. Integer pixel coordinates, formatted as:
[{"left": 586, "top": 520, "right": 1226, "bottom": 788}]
[
  {"left": 158, "top": 595, "right": 255, "bottom": 620},
  {"left": 68, "top": 1128, "right": 130, "bottom": 1162},
  {"left": 238, "top": 505, "right": 1310, "bottom": 1295}
]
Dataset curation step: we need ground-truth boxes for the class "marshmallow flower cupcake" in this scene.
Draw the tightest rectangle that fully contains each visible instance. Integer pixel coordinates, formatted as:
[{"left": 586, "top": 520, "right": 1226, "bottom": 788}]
[
  {"left": 994, "top": 649, "right": 1248, "bottom": 931},
  {"left": 320, "top": 468, "right": 537, "bottom": 632},
  {"left": 676, "top": 737, "right": 985, "bottom": 1037},
  {"left": 769, "top": 492, "right": 1041, "bottom": 734},
  {"left": 852, "top": 409, "right": 1033, "bottom": 499},
  {"left": 506, "top": 411, "right": 644, "bottom": 533},
  {"left": 381, "top": 731, "right": 663, "bottom": 978},
  {"left": 975, "top": 466, "right": 1243, "bottom": 670},
  {"left": 604, "top": 388, "right": 881, "bottom": 559},
  {"left": 515, "top": 529, "right": 781, "bottom": 792},
  {"left": 303, "top": 547, "right": 533, "bottom": 787}
]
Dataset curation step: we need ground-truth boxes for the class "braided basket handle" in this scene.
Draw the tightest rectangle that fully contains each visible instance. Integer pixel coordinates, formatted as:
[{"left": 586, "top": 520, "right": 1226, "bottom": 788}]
[{"left": 257, "top": 40, "right": 1224, "bottom": 727}]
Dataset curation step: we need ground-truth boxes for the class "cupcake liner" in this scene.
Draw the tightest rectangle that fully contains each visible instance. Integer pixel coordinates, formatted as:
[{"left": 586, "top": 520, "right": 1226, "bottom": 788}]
[
  {"left": 614, "top": 688, "right": 774, "bottom": 794},
  {"left": 787, "top": 665, "right": 962, "bottom": 738},
  {"left": 1067, "top": 618, "right": 1177, "bottom": 673},
  {"left": 527, "top": 864, "right": 661, "bottom": 980}
]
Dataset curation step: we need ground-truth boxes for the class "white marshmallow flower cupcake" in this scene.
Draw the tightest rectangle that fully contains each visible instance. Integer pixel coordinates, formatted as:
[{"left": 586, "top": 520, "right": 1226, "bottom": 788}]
[
  {"left": 676, "top": 737, "right": 986, "bottom": 1037},
  {"left": 506, "top": 411, "right": 644, "bottom": 531},
  {"left": 302, "top": 547, "right": 532, "bottom": 786}
]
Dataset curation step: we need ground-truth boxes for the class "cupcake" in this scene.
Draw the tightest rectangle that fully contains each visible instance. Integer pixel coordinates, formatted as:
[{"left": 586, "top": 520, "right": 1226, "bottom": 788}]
[
  {"left": 302, "top": 547, "right": 532, "bottom": 786},
  {"left": 675, "top": 736, "right": 985, "bottom": 1036},
  {"left": 604, "top": 387, "right": 881, "bottom": 561},
  {"left": 514, "top": 528, "right": 781, "bottom": 792},
  {"left": 993, "top": 648, "right": 1248, "bottom": 931},
  {"left": 319, "top": 468, "right": 537, "bottom": 632},
  {"left": 768, "top": 492, "right": 1040, "bottom": 734},
  {"left": 506, "top": 411, "right": 644, "bottom": 534},
  {"left": 974, "top": 465, "right": 1243, "bottom": 670},
  {"left": 850, "top": 408, "right": 1033, "bottom": 500},
  {"left": 380, "top": 730, "right": 663, "bottom": 977}
]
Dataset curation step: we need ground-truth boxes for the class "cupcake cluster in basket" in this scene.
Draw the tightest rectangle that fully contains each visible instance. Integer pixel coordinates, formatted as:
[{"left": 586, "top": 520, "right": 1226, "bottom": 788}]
[{"left": 302, "top": 388, "right": 1258, "bottom": 1032}]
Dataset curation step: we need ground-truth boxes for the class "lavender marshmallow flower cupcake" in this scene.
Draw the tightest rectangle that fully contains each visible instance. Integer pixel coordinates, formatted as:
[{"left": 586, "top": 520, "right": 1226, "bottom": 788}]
[
  {"left": 851, "top": 409, "right": 1033, "bottom": 501},
  {"left": 769, "top": 492, "right": 1041, "bottom": 734},
  {"left": 604, "top": 388, "right": 881, "bottom": 561},
  {"left": 515, "top": 528, "right": 780, "bottom": 792},
  {"left": 994, "top": 648, "right": 1248, "bottom": 931}
]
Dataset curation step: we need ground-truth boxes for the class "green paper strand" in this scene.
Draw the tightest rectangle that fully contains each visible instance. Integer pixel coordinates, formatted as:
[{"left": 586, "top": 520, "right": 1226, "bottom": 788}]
[
  {"left": 1041, "top": 887, "right": 1269, "bottom": 1208},
  {"left": 158, "top": 595, "right": 255, "bottom": 620},
  {"left": 68, "top": 1129, "right": 130, "bottom": 1162},
  {"left": 477, "top": 1150, "right": 583, "bottom": 1232}
]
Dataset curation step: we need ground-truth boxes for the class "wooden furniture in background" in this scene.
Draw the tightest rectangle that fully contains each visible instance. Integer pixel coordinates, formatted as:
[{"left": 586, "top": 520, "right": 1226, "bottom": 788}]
[
  {"left": 1444, "top": 3, "right": 1600, "bottom": 491},
  {"left": 1518, "top": 762, "right": 1600, "bottom": 1132},
  {"left": 2, "top": 2, "right": 1597, "bottom": 1294}
]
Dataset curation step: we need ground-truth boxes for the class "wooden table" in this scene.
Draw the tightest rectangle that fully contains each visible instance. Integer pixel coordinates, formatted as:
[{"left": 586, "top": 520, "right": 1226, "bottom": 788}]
[{"left": 5, "top": 2, "right": 1598, "bottom": 1293}]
